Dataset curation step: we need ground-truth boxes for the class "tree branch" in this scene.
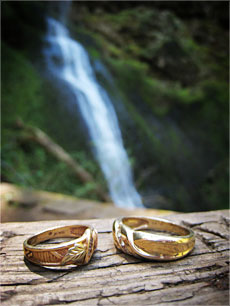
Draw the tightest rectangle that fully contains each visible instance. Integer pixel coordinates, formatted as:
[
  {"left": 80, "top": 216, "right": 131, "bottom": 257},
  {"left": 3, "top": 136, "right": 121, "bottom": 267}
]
[{"left": 15, "top": 119, "right": 111, "bottom": 202}]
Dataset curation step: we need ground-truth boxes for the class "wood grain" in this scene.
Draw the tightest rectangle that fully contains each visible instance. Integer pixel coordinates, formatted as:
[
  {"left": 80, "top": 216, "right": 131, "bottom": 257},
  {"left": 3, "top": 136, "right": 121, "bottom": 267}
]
[{"left": 0, "top": 210, "right": 229, "bottom": 305}]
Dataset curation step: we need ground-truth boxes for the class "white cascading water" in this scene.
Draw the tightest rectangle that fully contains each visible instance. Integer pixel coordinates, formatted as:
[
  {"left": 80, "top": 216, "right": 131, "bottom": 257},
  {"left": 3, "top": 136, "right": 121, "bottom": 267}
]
[{"left": 43, "top": 17, "right": 143, "bottom": 208}]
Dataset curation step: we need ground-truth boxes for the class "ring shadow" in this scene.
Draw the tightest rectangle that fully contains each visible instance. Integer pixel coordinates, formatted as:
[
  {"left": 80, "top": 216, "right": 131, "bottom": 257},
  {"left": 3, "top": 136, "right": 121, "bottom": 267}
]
[{"left": 24, "top": 257, "right": 77, "bottom": 279}]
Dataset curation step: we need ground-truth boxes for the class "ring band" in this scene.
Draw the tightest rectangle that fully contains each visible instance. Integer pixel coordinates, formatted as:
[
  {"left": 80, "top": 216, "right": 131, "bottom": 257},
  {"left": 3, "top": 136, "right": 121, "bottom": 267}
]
[
  {"left": 113, "top": 217, "right": 195, "bottom": 261},
  {"left": 23, "top": 225, "right": 97, "bottom": 266}
]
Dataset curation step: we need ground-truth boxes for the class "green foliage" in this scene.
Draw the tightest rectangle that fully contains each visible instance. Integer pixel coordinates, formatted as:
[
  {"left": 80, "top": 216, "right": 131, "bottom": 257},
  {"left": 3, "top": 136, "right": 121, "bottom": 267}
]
[
  {"left": 1, "top": 43, "right": 44, "bottom": 129},
  {"left": 2, "top": 140, "right": 106, "bottom": 200},
  {"left": 107, "top": 57, "right": 204, "bottom": 116},
  {"left": 1, "top": 42, "right": 106, "bottom": 200},
  {"left": 1, "top": 2, "right": 228, "bottom": 211},
  {"left": 87, "top": 47, "right": 100, "bottom": 59},
  {"left": 198, "top": 80, "right": 228, "bottom": 155},
  {"left": 88, "top": 5, "right": 228, "bottom": 211},
  {"left": 107, "top": 58, "right": 168, "bottom": 116}
]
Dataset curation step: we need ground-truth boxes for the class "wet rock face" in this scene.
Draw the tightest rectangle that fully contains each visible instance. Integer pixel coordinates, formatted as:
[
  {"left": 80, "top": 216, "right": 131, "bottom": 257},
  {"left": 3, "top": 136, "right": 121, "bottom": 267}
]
[{"left": 69, "top": 2, "right": 228, "bottom": 211}]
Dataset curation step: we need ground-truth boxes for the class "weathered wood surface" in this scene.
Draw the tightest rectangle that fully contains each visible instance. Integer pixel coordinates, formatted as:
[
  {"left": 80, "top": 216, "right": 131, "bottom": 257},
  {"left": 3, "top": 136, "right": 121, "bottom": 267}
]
[{"left": 0, "top": 210, "right": 229, "bottom": 305}]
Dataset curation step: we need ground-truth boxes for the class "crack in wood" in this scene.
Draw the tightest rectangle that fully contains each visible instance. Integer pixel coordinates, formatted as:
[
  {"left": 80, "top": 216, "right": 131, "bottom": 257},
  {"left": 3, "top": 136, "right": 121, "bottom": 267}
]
[
  {"left": 181, "top": 221, "right": 202, "bottom": 228},
  {"left": 181, "top": 220, "right": 223, "bottom": 228},
  {"left": 196, "top": 233, "right": 220, "bottom": 250},
  {"left": 195, "top": 226, "right": 229, "bottom": 240},
  {"left": 1, "top": 211, "right": 229, "bottom": 305},
  {"left": 221, "top": 215, "right": 230, "bottom": 228},
  {"left": 0, "top": 290, "right": 17, "bottom": 302},
  {"left": 1, "top": 231, "right": 17, "bottom": 238},
  {"left": 159, "top": 292, "right": 194, "bottom": 304},
  {"left": 208, "top": 271, "right": 229, "bottom": 290},
  {"left": 159, "top": 282, "right": 215, "bottom": 304},
  {"left": 47, "top": 271, "right": 74, "bottom": 284},
  {"left": 162, "top": 268, "right": 229, "bottom": 289}
]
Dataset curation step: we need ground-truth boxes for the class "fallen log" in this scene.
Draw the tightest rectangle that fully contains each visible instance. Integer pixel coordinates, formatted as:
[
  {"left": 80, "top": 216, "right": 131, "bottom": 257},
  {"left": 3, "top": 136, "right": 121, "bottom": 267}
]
[
  {"left": 0, "top": 210, "right": 229, "bottom": 305},
  {"left": 15, "top": 119, "right": 110, "bottom": 202},
  {"left": 0, "top": 183, "right": 173, "bottom": 222}
]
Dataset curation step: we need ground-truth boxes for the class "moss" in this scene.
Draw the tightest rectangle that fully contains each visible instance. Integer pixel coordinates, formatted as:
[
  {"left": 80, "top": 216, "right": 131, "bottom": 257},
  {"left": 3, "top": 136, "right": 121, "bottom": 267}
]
[
  {"left": 198, "top": 80, "right": 228, "bottom": 155},
  {"left": 106, "top": 58, "right": 169, "bottom": 115},
  {"left": 87, "top": 47, "right": 100, "bottom": 59},
  {"left": 122, "top": 96, "right": 162, "bottom": 150},
  {"left": 68, "top": 5, "right": 228, "bottom": 210},
  {"left": 167, "top": 84, "right": 203, "bottom": 105},
  {"left": 106, "top": 56, "right": 204, "bottom": 115}
]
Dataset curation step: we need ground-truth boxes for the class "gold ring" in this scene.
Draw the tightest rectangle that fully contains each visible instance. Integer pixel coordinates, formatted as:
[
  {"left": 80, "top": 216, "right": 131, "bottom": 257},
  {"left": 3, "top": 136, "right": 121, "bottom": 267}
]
[
  {"left": 23, "top": 225, "right": 97, "bottom": 266},
  {"left": 113, "top": 217, "right": 195, "bottom": 261}
]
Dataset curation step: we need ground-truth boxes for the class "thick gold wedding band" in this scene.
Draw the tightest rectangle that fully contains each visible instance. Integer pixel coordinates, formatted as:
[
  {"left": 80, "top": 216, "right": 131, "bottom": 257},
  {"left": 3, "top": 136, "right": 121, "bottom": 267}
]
[
  {"left": 113, "top": 217, "right": 195, "bottom": 261},
  {"left": 23, "top": 225, "right": 97, "bottom": 266}
]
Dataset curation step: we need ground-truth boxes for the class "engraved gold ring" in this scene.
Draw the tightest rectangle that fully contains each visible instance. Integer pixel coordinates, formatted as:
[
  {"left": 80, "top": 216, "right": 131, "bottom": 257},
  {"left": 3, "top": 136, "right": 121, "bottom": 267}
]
[
  {"left": 23, "top": 225, "right": 97, "bottom": 266},
  {"left": 113, "top": 217, "right": 195, "bottom": 261}
]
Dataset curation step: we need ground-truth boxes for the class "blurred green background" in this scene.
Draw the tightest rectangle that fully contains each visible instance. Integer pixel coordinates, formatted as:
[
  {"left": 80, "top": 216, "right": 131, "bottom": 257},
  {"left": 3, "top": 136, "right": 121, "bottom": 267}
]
[{"left": 1, "top": 1, "right": 229, "bottom": 212}]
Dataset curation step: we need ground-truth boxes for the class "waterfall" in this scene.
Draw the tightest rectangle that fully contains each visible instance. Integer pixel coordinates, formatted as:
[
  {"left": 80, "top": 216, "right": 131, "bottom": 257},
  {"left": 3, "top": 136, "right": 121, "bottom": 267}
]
[{"left": 43, "top": 17, "right": 143, "bottom": 208}]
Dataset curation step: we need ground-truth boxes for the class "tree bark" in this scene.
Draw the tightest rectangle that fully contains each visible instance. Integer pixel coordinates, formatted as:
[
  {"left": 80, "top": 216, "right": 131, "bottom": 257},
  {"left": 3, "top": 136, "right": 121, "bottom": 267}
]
[
  {"left": 0, "top": 210, "right": 229, "bottom": 305},
  {"left": 16, "top": 119, "right": 111, "bottom": 202}
]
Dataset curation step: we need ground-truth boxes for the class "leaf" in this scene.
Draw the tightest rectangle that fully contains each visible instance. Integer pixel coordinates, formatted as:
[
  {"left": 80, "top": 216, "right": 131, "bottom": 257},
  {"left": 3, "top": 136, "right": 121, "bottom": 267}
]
[{"left": 60, "top": 242, "right": 86, "bottom": 265}]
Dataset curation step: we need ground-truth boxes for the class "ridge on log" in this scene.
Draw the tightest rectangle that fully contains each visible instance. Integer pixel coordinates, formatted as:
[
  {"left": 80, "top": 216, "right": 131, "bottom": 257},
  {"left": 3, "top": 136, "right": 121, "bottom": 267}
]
[{"left": 0, "top": 210, "right": 229, "bottom": 305}]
